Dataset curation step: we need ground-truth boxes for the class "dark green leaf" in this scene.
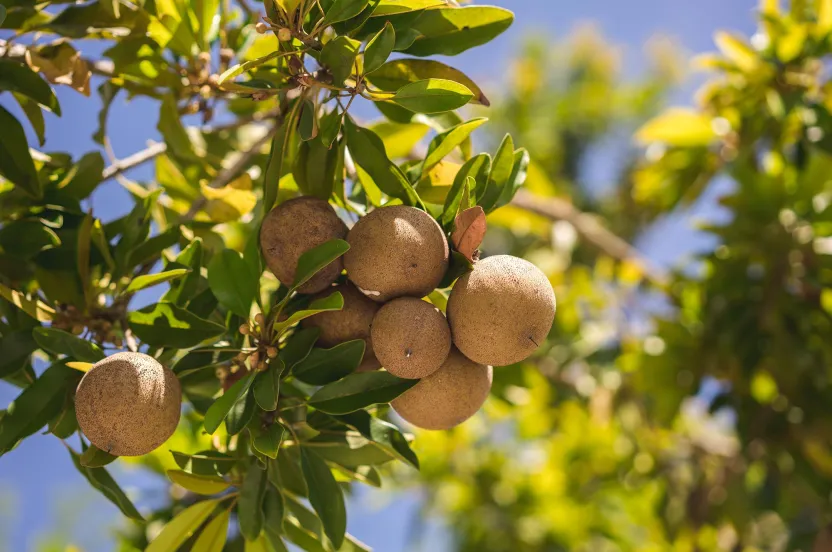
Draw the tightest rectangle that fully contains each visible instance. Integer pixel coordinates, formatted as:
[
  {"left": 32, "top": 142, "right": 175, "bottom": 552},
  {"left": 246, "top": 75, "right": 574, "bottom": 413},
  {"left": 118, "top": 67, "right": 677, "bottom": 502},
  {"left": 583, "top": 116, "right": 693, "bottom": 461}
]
[
  {"left": 293, "top": 340, "right": 366, "bottom": 385},
  {"left": 0, "top": 105, "right": 40, "bottom": 198},
  {"left": 226, "top": 387, "right": 256, "bottom": 435},
  {"left": 441, "top": 153, "right": 491, "bottom": 228},
  {"left": 264, "top": 486, "right": 286, "bottom": 545},
  {"left": 48, "top": 391, "right": 77, "bottom": 439},
  {"left": 309, "top": 371, "right": 418, "bottom": 414},
  {"left": 478, "top": 133, "right": 514, "bottom": 212},
  {"left": 127, "top": 227, "right": 181, "bottom": 268},
  {"left": 0, "top": 362, "right": 77, "bottom": 455},
  {"left": 437, "top": 250, "right": 472, "bottom": 288},
  {"left": 404, "top": 6, "right": 514, "bottom": 57},
  {"left": 238, "top": 460, "right": 268, "bottom": 541},
  {"left": 252, "top": 423, "right": 285, "bottom": 459},
  {"left": 93, "top": 83, "right": 120, "bottom": 145},
  {"left": 0, "top": 331, "right": 36, "bottom": 378},
  {"left": 171, "top": 450, "right": 235, "bottom": 476},
  {"left": 275, "top": 291, "right": 344, "bottom": 332},
  {"left": 12, "top": 93, "right": 46, "bottom": 146},
  {"left": 364, "top": 22, "right": 396, "bottom": 74},
  {"left": 294, "top": 137, "right": 341, "bottom": 201},
  {"left": 422, "top": 117, "right": 488, "bottom": 173},
  {"left": 32, "top": 327, "right": 105, "bottom": 363},
  {"left": 323, "top": 0, "right": 371, "bottom": 25},
  {"left": 158, "top": 95, "right": 197, "bottom": 160},
  {"left": 390, "top": 78, "right": 472, "bottom": 113},
  {"left": 254, "top": 358, "right": 283, "bottom": 411},
  {"left": 300, "top": 447, "right": 346, "bottom": 549},
  {"left": 344, "top": 117, "right": 422, "bottom": 206},
  {"left": 270, "top": 447, "right": 308, "bottom": 497},
  {"left": 162, "top": 239, "right": 203, "bottom": 306},
  {"left": 0, "top": 6, "right": 6, "bottom": 25},
  {"left": 79, "top": 444, "right": 118, "bottom": 467},
  {"left": 292, "top": 239, "right": 350, "bottom": 290},
  {"left": 321, "top": 36, "right": 361, "bottom": 87},
  {"left": 0, "top": 59, "right": 60, "bottom": 114},
  {"left": 493, "top": 148, "right": 530, "bottom": 210},
  {"left": 68, "top": 446, "right": 144, "bottom": 520},
  {"left": 128, "top": 302, "right": 226, "bottom": 348},
  {"left": 0, "top": 221, "right": 60, "bottom": 259},
  {"left": 203, "top": 372, "right": 255, "bottom": 434},
  {"left": 298, "top": 99, "right": 318, "bottom": 142},
  {"left": 368, "top": 59, "right": 488, "bottom": 105},
  {"left": 59, "top": 152, "right": 105, "bottom": 200},
  {"left": 125, "top": 268, "right": 189, "bottom": 293},
  {"left": 319, "top": 109, "right": 343, "bottom": 149},
  {"left": 337, "top": 410, "right": 419, "bottom": 468},
  {"left": 308, "top": 432, "right": 395, "bottom": 466},
  {"left": 208, "top": 249, "right": 257, "bottom": 317},
  {"left": 279, "top": 328, "right": 320, "bottom": 371}
]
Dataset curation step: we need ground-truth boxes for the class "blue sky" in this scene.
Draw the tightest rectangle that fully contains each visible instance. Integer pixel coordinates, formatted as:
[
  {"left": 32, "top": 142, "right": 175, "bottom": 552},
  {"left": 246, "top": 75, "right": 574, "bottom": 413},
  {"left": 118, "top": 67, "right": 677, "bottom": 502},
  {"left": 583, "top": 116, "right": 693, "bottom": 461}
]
[{"left": 0, "top": 1, "right": 757, "bottom": 550}]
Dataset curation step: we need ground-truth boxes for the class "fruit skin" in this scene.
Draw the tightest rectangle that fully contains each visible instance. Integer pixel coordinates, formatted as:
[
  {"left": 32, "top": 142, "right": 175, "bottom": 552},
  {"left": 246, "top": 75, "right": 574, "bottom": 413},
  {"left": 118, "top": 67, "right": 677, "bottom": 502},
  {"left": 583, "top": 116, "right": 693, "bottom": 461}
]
[
  {"left": 301, "top": 283, "right": 380, "bottom": 359},
  {"left": 392, "top": 347, "right": 492, "bottom": 430},
  {"left": 260, "top": 196, "right": 348, "bottom": 294},
  {"left": 371, "top": 297, "right": 451, "bottom": 379},
  {"left": 75, "top": 352, "right": 181, "bottom": 456},
  {"left": 344, "top": 205, "right": 449, "bottom": 302},
  {"left": 447, "top": 255, "right": 556, "bottom": 367}
]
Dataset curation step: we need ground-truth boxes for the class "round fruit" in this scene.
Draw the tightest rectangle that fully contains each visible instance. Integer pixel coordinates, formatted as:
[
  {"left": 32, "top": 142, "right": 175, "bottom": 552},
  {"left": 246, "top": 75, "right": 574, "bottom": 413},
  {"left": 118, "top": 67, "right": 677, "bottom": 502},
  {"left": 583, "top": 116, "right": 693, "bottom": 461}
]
[
  {"left": 356, "top": 351, "right": 382, "bottom": 373},
  {"left": 75, "top": 352, "right": 181, "bottom": 456},
  {"left": 260, "top": 196, "right": 347, "bottom": 294},
  {"left": 447, "top": 255, "right": 555, "bottom": 366},
  {"left": 392, "top": 348, "right": 492, "bottom": 430},
  {"left": 302, "top": 283, "right": 380, "bottom": 356},
  {"left": 371, "top": 297, "right": 451, "bottom": 379},
  {"left": 345, "top": 205, "right": 449, "bottom": 302}
]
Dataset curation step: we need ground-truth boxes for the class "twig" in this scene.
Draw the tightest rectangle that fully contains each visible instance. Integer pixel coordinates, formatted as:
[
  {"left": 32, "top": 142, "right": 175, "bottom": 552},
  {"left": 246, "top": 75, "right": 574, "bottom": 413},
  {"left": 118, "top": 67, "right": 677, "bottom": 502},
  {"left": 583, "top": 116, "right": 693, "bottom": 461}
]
[
  {"left": 182, "top": 123, "right": 282, "bottom": 221},
  {"left": 510, "top": 190, "right": 669, "bottom": 288},
  {"left": 102, "top": 142, "right": 168, "bottom": 180}
]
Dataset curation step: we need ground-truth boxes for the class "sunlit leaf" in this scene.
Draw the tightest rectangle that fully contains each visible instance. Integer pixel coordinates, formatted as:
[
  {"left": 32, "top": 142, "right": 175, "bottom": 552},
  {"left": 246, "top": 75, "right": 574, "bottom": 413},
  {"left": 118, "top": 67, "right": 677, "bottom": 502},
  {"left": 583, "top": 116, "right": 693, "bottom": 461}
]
[
  {"left": 146, "top": 499, "right": 220, "bottom": 551},
  {"left": 635, "top": 108, "right": 716, "bottom": 147},
  {"left": 125, "top": 269, "right": 189, "bottom": 293},
  {"left": 368, "top": 58, "right": 488, "bottom": 105},
  {"left": 168, "top": 470, "right": 232, "bottom": 494},
  {"left": 309, "top": 371, "right": 417, "bottom": 414},
  {"left": 32, "top": 327, "right": 105, "bottom": 363},
  {"left": 192, "top": 508, "right": 230, "bottom": 552},
  {"left": 127, "top": 302, "right": 226, "bottom": 348}
]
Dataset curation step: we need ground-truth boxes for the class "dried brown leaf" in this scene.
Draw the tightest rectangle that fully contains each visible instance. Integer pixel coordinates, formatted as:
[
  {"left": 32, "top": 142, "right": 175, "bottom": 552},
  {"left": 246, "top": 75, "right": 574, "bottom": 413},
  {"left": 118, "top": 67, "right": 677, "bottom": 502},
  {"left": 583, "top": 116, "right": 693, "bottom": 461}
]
[{"left": 451, "top": 206, "right": 487, "bottom": 262}]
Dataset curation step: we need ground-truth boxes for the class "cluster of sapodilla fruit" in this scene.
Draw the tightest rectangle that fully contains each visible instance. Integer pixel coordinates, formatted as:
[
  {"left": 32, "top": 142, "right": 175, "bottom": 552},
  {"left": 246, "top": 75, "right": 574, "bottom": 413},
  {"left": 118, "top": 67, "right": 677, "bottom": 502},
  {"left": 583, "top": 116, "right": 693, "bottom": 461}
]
[{"left": 73, "top": 196, "right": 556, "bottom": 457}]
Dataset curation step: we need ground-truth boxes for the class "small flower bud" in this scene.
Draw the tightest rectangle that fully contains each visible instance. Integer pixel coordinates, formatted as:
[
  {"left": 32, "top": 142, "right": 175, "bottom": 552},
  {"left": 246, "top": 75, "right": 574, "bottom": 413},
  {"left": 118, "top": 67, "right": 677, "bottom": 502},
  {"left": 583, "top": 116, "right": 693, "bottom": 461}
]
[
  {"left": 198, "top": 51, "right": 211, "bottom": 65},
  {"left": 255, "top": 21, "right": 268, "bottom": 34},
  {"left": 266, "top": 347, "right": 278, "bottom": 359},
  {"left": 220, "top": 48, "right": 234, "bottom": 63},
  {"left": 249, "top": 352, "right": 259, "bottom": 367},
  {"left": 207, "top": 73, "right": 219, "bottom": 86},
  {"left": 255, "top": 313, "right": 265, "bottom": 326},
  {"left": 277, "top": 27, "right": 292, "bottom": 42},
  {"left": 236, "top": 352, "right": 247, "bottom": 362},
  {"left": 239, "top": 324, "right": 250, "bottom": 335}
]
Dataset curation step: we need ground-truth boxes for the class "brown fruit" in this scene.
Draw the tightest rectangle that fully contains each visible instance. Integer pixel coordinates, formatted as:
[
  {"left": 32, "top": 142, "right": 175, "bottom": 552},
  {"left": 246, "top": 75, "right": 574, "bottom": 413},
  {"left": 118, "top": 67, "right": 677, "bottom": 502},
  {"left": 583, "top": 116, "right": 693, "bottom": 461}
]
[
  {"left": 447, "top": 255, "right": 555, "bottom": 366},
  {"left": 345, "top": 205, "right": 449, "bottom": 302},
  {"left": 260, "top": 196, "right": 347, "bottom": 294},
  {"left": 371, "top": 297, "right": 451, "bottom": 379},
  {"left": 392, "top": 348, "right": 492, "bottom": 430},
  {"left": 301, "top": 283, "right": 380, "bottom": 358},
  {"left": 356, "top": 350, "right": 382, "bottom": 373},
  {"left": 75, "top": 352, "right": 181, "bottom": 456}
]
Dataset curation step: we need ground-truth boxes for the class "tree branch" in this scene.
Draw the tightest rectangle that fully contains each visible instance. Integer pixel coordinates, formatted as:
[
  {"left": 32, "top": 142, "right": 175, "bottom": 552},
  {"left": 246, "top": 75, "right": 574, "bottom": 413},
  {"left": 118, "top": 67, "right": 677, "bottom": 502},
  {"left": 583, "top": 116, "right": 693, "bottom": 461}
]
[
  {"left": 510, "top": 190, "right": 669, "bottom": 288},
  {"left": 102, "top": 142, "right": 168, "bottom": 180}
]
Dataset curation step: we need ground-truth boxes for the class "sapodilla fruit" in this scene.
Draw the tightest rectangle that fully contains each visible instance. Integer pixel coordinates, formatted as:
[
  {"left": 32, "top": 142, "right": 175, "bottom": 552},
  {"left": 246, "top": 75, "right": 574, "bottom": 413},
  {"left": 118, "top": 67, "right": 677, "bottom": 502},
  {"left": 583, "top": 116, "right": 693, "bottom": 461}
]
[
  {"left": 302, "top": 283, "right": 380, "bottom": 358},
  {"left": 75, "top": 352, "right": 181, "bottom": 456},
  {"left": 260, "top": 196, "right": 347, "bottom": 294},
  {"left": 371, "top": 297, "right": 451, "bottom": 379},
  {"left": 447, "top": 255, "right": 555, "bottom": 366},
  {"left": 392, "top": 347, "right": 492, "bottom": 430},
  {"left": 345, "top": 205, "right": 449, "bottom": 302}
]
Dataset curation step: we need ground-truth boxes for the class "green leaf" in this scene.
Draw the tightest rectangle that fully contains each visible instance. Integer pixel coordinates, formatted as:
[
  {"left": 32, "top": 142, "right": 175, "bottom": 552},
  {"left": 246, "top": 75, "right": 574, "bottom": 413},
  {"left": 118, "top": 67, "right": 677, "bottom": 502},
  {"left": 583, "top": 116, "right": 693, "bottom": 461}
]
[
  {"left": 79, "top": 444, "right": 118, "bottom": 467},
  {"left": 279, "top": 328, "right": 320, "bottom": 371},
  {"left": 404, "top": 6, "right": 514, "bottom": 57},
  {"left": 478, "top": 133, "right": 514, "bottom": 212},
  {"left": 253, "top": 358, "right": 283, "bottom": 411},
  {"left": 127, "top": 227, "right": 181, "bottom": 268},
  {"left": 208, "top": 249, "right": 257, "bottom": 317},
  {"left": 308, "top": 432, "right": 395, "bottom": 467},
  {"left": 422, "top": 117, "right": 487, "bottom": 173},
  {"left": 323, "top": 0, "right": 371, "bottom": 25},
  {"left": 60, "top": 152, "right": 105, "bottom": 200},
  {"left": 0, "top": 59, "right": 60, "bottom": 114},
  {"left": 437, "top": 250, "right": 472, "bottom": 288},
  {"left": 493, "top": 148, "right": 529, "bottom": 210},
  {"left": 146, "top": 499, "right": 220, "bottom": 551},
  {"left": 441, "top": 152, "right": 491, "bottom": 228},
  {"left": 0, "top": 105, "right": 40, "bottom": 199},
  {"left": 125, "top": 268, "right": 189, "bottom": 293},
  {"left": 158, "top": 94, "right": 197, "bottom": 160},
  {"left": 263, "top": 486, "right": 286, "bottom": 546},
  {"left": 294, "top": 137, "right": 342, "bottom": 200},
  {"left": 0, "top": 331, "right": 37, "bottom": 378},
  {"left": 390, "top": 78, "right": 472, "bottom": 113},
  {"left": 227, "top": 388, "right": 257, "bottom": 435},
  {"left": 364, "top": 22, "right": 396, "bottom": 74},
  {"left": 68, "top": 446, "right": 144, "bottom": 521},
  {"left": 321, "top": 36, "right": 361, "bottom": 87},
  {"left": 275, "top": 292, "right": 344, "bottom": 332},
  {"left": 168, "top": 469, "right": 232, "bottom": 494},
  {"left": 192, "top": 508, "right": 230, "bottom": 552},
  {"left": 344, "top": 117, "right": 421, "bottom": 206},
  {"left": 219, "top": 51, "right": 284, "bottom": 86},
  {"left": 372, "top": 0, "right": 443, "bottom": 16},
  {"left": 172, "top": 450, "right": 236, "bottom": 476},
  {"left": 368, "top": 59, "right": 488, "bottom": 105},
  {"left": 238, "top": 461, "right": 268, "bottom": 541},
  {"left": 32, "top": 327, "right": 105, "bottom": 363},
  {"left": 93, "top": 83, "right": 119, "bottom": 145},
  {"left": 319, "top": 109, "right": 343, "bottom": 149},
  {"left": 128, "top": 302, "right": 226, "bottom": 348},
  {"left": 309, "top": 371, "right": 418, "bottom": 414},
  {"left": 12, "top": 93, "right": 46, "bottom": 146},
  {"left": 293, "top": 340, "right": 366, "bottom": 385},
  {"left": 337, "top": 410, "right": 419, "bottom": 469},
  {"left": 271, "top": 448, "right": 309, "bottom": 497},
  {"left": 0, "top": 221, "right": 60, "bottom": 259},
  {"left": 204, "top": 373, "right": 255, "bottom": 434},
  {"left": 369, "top": 121, "right": 430, "bottom": 158},
  {"left": 292, "top": 239, "right": 350, "bottom": 291},
  {"left": 301, "top": 447, "right": 346, "bottom": 549},
  {"left": 298, "top": 99, "right": 318, "bottom": 142},
  {"left": 252, "top": 423, "right": 285, "bottom": 459},
  {"left": 263, "top": 118, "right": 296, "bottom": 214},
  {"left": 0, "top": 363, "right": 77, "bottom": 455},
  {"left": 162, "top": 239, "right": 203, "bottom": 306},
  {"left": 0, "top": 282, "right": 56, "bottom": 321},
  {"left": 0, "top": 5, "right": 6, "bottom": 25}
]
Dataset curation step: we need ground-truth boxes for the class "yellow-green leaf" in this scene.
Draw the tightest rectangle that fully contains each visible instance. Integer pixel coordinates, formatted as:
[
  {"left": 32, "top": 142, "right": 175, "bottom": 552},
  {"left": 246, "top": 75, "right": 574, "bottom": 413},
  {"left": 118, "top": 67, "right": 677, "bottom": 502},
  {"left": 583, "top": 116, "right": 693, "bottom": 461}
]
[
  {"left": 201, "top": 174, "right": 257, "bottom": 222},
  {"left": 0, "top": 282, "right": 55, "bottom": 321},
  {"left": 66, "top": 361, "right": 93, "bottom": 372},
  {"left": 634, "top": 108, "right": 716, "bottom": 147},
  {"left": 192, "top": 509, "right": 230, "bottom": 552},
  {"left": 167, "top": 470, "right": 232, "bottom": 495},
  {"left": 714, "top": 31, "right": 759, "bottom": 72},
  {"left": 146, "top": 499, "right": 220, "bottom": 552},
  {"left": 367, "top": 59, "right": 489, "bottom": 105},
  {"left": 368, "top": 121, "right": 430, "bottom": 159}
]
